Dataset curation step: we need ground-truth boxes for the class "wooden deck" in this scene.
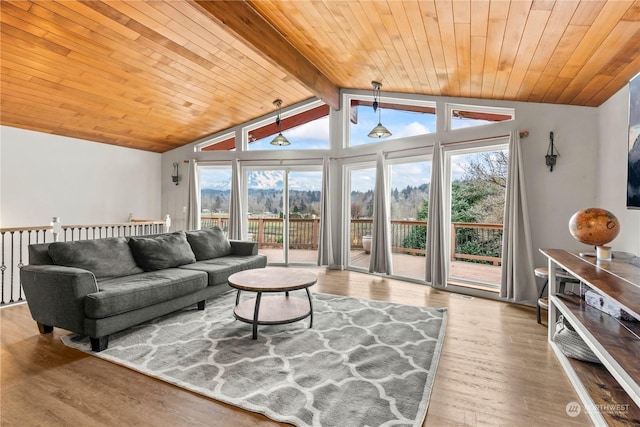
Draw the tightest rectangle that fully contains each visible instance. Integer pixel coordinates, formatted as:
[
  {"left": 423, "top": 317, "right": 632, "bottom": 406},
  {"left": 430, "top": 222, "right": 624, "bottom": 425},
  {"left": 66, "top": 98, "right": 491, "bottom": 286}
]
[{"left": 260, "top": 248, "right": 502, "bottom": 287}]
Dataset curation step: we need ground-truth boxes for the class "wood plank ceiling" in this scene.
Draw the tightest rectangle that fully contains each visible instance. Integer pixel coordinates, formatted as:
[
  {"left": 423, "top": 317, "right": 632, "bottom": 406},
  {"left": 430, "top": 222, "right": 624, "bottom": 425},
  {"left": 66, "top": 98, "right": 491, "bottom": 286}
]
[{"left": 1, "top": 0, "right": 640, "bottom": 153}]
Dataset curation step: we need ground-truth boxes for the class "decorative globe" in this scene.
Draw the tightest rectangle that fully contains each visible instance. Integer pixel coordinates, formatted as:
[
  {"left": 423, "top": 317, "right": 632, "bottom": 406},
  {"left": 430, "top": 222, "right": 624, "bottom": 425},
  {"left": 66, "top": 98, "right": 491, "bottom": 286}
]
[{"left": 568, "top": 208, "right": 620, "bottom": 246}]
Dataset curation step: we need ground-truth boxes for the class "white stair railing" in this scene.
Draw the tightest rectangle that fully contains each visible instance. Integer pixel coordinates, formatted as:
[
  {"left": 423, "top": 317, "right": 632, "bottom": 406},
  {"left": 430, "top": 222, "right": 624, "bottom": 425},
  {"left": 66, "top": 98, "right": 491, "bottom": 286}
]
[{"left": 0, "top": 215, "right": 171, "bottom": 306}]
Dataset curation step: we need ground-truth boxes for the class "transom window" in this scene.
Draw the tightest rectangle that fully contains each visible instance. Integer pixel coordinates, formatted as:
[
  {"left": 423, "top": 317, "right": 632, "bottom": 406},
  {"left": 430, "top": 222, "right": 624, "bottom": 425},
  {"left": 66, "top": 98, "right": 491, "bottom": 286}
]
[
  {"left": 447, "top": 104, "right": 514, "bottom": 131},
  {"left": 196, "top": 132, "right": 236, "bottom": 152},
  {"left": 347, "top": 98, "right": 436, "bottom": 147},
  {"left": 245, "top": 103, "right": 330, "bottom": 150}
]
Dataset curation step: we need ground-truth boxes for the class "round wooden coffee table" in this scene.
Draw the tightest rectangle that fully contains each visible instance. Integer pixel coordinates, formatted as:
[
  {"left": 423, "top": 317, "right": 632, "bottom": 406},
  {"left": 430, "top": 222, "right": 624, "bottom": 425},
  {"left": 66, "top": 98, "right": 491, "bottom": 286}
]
[{"left": 227, "top": 267, "right": 317, "bottom": 339}]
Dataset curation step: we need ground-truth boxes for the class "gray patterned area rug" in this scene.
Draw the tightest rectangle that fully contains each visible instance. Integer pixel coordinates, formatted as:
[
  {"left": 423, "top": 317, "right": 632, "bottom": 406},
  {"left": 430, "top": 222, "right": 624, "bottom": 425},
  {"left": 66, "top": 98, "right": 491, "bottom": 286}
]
[{"left": 62, "top": 291, "right": 447, "bottom": 427}]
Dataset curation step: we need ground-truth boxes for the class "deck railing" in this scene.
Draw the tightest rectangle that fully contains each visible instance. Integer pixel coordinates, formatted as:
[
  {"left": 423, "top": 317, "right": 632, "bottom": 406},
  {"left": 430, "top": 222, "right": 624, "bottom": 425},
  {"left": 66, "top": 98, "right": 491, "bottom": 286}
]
[
  {"left": 202, "top": 215, "right": 503, "bottom": 263},
  {"left": 0, "top": 218, "right": 168, "bottom": 306},
  {"left": 1, "top": 216, "right": 502, "bottom": 306}
]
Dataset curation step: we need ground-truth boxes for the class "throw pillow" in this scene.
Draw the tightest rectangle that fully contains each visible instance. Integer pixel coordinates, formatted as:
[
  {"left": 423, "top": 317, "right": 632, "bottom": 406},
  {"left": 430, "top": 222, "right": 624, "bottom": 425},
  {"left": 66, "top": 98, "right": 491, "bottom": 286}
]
[
  {"left": 128, "top": 231, "right": 196, "bottom": 271},
  {"left": 185, "top": 227, "right": 232, "bottom": 261},
  {"left": 48, "top": 238, "right": 143, "bottom": 279}
]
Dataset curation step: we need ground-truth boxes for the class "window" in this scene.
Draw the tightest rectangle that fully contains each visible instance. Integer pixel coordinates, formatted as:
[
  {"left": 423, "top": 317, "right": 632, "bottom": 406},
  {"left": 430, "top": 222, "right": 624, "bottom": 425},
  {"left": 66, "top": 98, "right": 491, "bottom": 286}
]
[
  {"left": 199, "top": 166, "right": 232, "bottom": 231},
  {"left": 346, "top": 165, "right": 376, "bottom": 269},
  {"left": 348, "top": 99, "right": 436, "bottom": 147},
  {"left": 246, "top": 103, "right": 330, "bottom": 150},
  {"left": 447, "top": 104, "right": 514, "bottom": 131},
  {"left": 443, "top": 140, "right": 509, "bottom": 289},
  {"left": 389, "top": 158, "right": 431, "bottom": 281},
  {"left": 196, "top": 132, "right": 236, "bottom": 151}
]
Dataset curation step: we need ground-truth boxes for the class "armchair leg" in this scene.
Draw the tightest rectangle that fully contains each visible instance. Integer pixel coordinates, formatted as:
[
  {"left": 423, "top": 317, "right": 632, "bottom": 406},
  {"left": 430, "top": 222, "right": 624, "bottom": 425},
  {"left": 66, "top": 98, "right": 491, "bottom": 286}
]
[
  {"left": 197, "top": 300, "right": 206, "bottom": 310},
  {"left": 37, "top": 322, "right": 53, "bottom": 334},
  {"left": 90, "top": 336, "right": 109, "bottom": 352}
]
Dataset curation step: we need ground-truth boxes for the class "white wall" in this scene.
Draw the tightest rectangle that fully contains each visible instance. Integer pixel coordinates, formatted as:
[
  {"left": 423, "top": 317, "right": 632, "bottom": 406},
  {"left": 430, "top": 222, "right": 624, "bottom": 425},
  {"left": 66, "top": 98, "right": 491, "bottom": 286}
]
[
  {"left": 596, "top": 86, "right": 640, "bottom": 255},
  {"left": 516, "top": 102, "right": 600, "bottom": 267},
  {"left": 0, "top": 126, "right": 162, "bottom": 227}
]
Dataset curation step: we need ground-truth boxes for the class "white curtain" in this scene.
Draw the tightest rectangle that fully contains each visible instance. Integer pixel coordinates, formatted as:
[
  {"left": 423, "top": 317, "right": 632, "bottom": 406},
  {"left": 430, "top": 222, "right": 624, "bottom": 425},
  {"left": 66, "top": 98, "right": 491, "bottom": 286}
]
[
  {"left": 317, "top": 157, "right": 334, "bottom": 266},
  {"left": 186, "top": 160, "right": 200, "bottom": 231},
  {"left": 228, "top": 159, "right": 244, "bottom": 240},
  {"left": 369, "top": 151, "right": 393, "bottom": 274},
  {"left": 500, "top": 131, "right": 537, "bottom": 303},
  {"left": 426, "top": 141, "right": 447, "bottom": 287}
]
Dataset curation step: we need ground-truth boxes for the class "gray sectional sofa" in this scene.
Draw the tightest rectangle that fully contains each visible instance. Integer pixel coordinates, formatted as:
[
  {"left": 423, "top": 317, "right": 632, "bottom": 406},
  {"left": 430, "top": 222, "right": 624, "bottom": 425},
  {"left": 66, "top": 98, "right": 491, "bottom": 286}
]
[{"left": 20, "top": 227, "right": 267, "bottom": 351}]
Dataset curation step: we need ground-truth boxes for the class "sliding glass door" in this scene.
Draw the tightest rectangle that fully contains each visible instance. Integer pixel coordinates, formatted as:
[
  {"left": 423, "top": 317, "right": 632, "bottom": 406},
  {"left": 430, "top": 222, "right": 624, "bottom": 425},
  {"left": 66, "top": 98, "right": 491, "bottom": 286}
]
[
  {"left": 288, "top": 170, "right": 322, "bottom": 264},
  {"left": 345, "top": 157, "right": 431, "bottom": 281},
  {"left": 346, "top": 165, "right": 376, "bottom": 270},
  {"left": 443, "top": 141, "right": 509, "bottom": 289},
  {"left": 388, "top": 158, "right": 431, "bottom": 281},
  {"left": 199, "top": 166, "right": 232, "bottom": 232},
  {"left": 246, "top": 168, "right": 322, "bottom": 265}
]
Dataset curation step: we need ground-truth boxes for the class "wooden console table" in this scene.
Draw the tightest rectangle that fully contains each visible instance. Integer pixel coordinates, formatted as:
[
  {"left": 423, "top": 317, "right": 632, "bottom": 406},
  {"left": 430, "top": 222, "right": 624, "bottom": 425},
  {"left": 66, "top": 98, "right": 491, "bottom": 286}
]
[{"left": 541, "top": 249, "right": 640, "bottom": 426}]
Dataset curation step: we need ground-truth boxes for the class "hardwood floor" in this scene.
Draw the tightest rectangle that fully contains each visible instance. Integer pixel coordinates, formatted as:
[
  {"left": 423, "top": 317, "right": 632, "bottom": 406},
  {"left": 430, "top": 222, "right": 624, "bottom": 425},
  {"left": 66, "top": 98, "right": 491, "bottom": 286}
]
[{"left": 1, "top": 269, "right": 591, "bottom": 426}]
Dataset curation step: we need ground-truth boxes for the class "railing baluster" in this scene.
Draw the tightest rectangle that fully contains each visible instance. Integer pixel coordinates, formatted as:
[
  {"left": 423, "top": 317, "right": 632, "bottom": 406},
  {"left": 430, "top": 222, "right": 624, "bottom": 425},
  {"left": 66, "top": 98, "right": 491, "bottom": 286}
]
[
  {"left": 1, "top": 232, "right": 5, "bottom": 305},
  {"left": 17, "top": 231, "right": 24, "bottom": 301},
  {"left": 9, "top": 232, "right": 15, "bottom": 303}
]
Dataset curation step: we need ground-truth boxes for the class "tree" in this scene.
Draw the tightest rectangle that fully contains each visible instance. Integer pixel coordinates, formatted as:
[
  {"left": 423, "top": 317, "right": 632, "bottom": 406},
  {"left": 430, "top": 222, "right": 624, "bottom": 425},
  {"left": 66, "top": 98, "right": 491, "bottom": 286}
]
[
  {"left": 351, "top": 202, "right": 363, "bottom": 218},
  {"left": 462, "top": 151, "right": 508, "bottom": 188},
  {"left": 402, "top": 199, "right": 428, "bottom": 252},
  {"left": 457, "top": 150, "right": 509, "bottom": 224}
]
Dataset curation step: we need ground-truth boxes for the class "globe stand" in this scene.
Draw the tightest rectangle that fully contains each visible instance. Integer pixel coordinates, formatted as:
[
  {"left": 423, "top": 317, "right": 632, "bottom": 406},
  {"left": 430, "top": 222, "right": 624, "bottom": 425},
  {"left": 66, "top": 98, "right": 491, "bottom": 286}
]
[
  {"left": 579, "top": 250, "right": 597, "bottom": 258},
  {"left": 596, "top": 245, "right": 612, "bottom": 261},
  {"left": 579, "top": 246, "right": 614, "bottom": 260}
]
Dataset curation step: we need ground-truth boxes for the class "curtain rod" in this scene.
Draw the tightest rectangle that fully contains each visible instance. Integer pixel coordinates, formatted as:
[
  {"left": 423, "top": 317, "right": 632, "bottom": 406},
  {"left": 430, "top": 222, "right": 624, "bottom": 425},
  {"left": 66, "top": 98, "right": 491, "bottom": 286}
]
[
  {"left": 440, "top": 130, "right": 528, "bottom": 147},
  {"left": 237, "top": 158, "right": 325, "bottom": 163},
  {"left": 331, "top": 144, "right": 432, "bottom": 160}
]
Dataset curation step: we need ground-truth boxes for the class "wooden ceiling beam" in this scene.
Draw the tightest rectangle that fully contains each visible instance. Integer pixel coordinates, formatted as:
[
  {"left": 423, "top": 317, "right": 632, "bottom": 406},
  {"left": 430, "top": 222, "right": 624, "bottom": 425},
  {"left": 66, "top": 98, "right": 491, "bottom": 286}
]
[{"left": 191, "top": 0, "right": 340, "bottom": 110}]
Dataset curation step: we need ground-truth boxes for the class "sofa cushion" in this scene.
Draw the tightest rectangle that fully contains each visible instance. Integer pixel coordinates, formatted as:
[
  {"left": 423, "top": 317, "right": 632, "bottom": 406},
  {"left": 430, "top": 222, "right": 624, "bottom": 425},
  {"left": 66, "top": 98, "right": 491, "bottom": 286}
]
[
  {"left": 48, "top": 238, "right": 143, "bottom": 280},
  {"left": 179, "top": 254, "right": 267, "bottom": 286},
  {"left": 128, "top": 231, "right": 196, "bottom": 271},
  {"left": 185, "top": 227, "right": 232, "bottom": 261},
  {"left": 85, "top": 268, "right": 207, "bottom": 318}
]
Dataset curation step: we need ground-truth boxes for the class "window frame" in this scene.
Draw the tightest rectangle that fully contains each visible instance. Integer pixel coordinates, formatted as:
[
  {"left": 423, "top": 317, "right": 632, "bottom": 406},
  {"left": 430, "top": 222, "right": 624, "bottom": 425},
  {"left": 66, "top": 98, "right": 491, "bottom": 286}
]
[
  {"left": 342, "top": 93, "right": 437, "bottom": 148},
  {"left": 446, "top": 103, "right": 515, "bottom": 132},
  {"left": 194, "top": 132, "right": 236, "bottom": 152},
  {"left": 242, "top": 99, "right": 330, "bottom": 151}
]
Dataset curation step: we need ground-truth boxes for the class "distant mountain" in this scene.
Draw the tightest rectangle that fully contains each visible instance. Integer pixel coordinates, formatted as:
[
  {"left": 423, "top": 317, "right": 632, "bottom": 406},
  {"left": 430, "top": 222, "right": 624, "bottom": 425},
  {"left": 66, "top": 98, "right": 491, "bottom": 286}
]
[
  {"left": 247, "top": 170, "right": 283, "bottom": 190},
  {"left": 201, "top": 169, "right": 324, "bottom": 192}
]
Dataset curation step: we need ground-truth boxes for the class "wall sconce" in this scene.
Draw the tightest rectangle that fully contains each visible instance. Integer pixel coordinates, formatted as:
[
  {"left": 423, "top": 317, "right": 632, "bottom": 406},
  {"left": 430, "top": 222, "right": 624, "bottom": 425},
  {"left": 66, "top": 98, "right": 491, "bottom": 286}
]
[
  {"left": 172, "top": 162, "right": 179, "bottom": 185},
  {"left": 545, "top": 131, "right": 559, "bottom": 172}
]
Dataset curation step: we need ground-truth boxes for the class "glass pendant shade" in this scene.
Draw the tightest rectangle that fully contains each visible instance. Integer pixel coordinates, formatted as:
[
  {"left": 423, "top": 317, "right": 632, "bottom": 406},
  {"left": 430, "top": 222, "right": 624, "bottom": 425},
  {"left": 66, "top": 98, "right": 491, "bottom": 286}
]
[
  {"left": 368, "top": 122, "right": 392, "bottom": 138},
  {"left": 270, "top": 99, "right": 290, "bottom": 146},
  {"left": 367, "top": 81, "right": 392, "bottom": 139},
  {"left": 270, "top": 133, "right": 291, "bottom": 146}
]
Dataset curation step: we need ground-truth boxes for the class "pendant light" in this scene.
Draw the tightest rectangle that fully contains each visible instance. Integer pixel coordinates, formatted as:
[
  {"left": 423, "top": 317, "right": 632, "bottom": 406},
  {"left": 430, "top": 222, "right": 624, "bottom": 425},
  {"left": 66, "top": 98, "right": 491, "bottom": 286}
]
[
  {"left": 368, "top": 81, "right": 392, "bottom": 138},
  {"left": 270, "top": 99, "right": 291, "bottom": 146}
]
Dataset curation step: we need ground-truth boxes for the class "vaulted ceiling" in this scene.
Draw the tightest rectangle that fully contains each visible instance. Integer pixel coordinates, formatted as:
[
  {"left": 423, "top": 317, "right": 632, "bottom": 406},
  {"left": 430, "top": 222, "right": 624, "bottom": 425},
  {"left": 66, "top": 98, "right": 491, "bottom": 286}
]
[{"left": 2, "top": 0, "right": 639, "bottom": 153}]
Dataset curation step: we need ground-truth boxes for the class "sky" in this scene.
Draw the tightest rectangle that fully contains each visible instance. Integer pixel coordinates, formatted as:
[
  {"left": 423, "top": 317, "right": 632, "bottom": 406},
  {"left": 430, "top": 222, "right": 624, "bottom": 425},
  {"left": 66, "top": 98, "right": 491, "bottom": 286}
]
[{"left": 200, "top": 105, "right": 494, "bottom": 191}]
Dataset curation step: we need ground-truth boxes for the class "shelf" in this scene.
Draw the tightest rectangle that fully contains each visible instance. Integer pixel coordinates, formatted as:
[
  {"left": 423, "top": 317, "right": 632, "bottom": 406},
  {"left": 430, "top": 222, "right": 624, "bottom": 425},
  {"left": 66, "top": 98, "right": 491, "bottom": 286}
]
[
  {"left": 542, "top": 249, "right": 640, "bottom": 427},
  {"left": 567, "top": 357, "right": 640, "bottom": 426},
  {"left": 542, "top": 249, "right": 640, "bottom": 319},
  {"left": 234, "top": 295, "right": 311, "bottom": 324},
  {"left": 552, "top": 293, "right": 640, "bottom": 407}
]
